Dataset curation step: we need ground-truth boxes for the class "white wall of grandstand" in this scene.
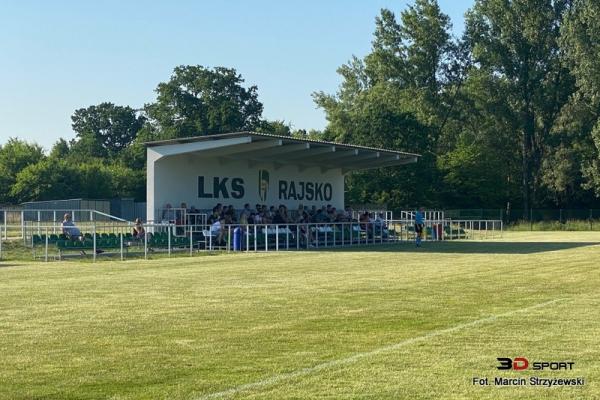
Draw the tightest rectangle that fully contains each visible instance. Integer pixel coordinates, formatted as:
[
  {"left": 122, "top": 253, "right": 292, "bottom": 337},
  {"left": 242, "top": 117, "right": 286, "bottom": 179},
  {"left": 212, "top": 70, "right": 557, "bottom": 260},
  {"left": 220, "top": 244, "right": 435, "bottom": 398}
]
[{"left": 146, "top": 132, "right": 418, "bottom": 233}]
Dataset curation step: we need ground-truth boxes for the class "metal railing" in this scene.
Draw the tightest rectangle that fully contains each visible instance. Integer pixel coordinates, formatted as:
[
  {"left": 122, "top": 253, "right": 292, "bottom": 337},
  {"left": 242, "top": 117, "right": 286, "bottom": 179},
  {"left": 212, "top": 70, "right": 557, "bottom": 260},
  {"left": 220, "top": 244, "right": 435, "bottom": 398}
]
[
  {"left": 1, "top": 208, "right": 130, "bottom": 241},
  {"left": 0, "top": 218, "right": 504, "bottom": 262},
  {"left": 445, "top": 219, "right": 503, "bottom": 240}
]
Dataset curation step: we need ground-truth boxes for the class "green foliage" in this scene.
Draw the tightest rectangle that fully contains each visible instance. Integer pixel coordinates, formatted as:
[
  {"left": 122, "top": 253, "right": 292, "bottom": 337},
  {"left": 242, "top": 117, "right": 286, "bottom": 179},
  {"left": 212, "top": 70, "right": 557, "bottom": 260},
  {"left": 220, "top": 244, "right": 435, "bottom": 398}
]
[
  {"left": 314, "top": 1, "right": 454, "bottom": 209},
  {"left": 315, "top": 0, "right": 600, "bottom": 210},
  {"left": 8, "top": 158, "right": 144, "bottom": 203},
  {"left": 9, "top": 158, "right": 82, "bottom": 203},
  {"left": 0, "top": 138, "right": 45, "bottom": 203},
  {"left": 464, "top": 0, "right": 575, "bottom": 209},
  {"left": 561, "top": 0, "right": 600, "bottom": 198},
  {"left": 256, "top": 120, "right": 292, "bottom": 136},
  {"left": 70, "top": 102, "right": 145, "bottom": 159},
  {"left": 145, "top": 65, "right": 263, "bottom": 139}
]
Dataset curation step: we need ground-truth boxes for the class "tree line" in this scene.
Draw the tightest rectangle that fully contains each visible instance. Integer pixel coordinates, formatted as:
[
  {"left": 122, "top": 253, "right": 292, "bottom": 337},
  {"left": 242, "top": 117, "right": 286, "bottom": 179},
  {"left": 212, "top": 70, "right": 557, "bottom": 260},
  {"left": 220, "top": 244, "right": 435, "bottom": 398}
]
[{"left": 2, "top": 0, "right": 600, "bottom": 215}]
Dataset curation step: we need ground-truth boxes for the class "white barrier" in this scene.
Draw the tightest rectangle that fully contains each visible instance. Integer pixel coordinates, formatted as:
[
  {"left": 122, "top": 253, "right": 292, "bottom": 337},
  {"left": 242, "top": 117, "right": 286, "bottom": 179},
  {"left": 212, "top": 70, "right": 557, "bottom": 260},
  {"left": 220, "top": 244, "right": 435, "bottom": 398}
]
[{"left": 0, "top": 218, "right": 503, "bottom": 262}]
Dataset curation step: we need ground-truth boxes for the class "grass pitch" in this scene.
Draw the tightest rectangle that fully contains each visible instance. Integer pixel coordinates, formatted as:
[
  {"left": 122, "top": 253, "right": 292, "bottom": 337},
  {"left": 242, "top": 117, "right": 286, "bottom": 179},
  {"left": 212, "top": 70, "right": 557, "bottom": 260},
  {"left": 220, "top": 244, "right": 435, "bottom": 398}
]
[{"left": 0, "top": 232, "right": 599, "bottom": 399}]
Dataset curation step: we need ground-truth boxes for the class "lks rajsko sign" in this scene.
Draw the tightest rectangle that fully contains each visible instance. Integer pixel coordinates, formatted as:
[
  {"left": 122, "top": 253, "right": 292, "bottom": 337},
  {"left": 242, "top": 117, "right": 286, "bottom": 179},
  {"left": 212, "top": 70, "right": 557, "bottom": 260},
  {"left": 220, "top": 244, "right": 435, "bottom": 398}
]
[{"left": 198, "top": 171, "right": 334, "bottom": 202}]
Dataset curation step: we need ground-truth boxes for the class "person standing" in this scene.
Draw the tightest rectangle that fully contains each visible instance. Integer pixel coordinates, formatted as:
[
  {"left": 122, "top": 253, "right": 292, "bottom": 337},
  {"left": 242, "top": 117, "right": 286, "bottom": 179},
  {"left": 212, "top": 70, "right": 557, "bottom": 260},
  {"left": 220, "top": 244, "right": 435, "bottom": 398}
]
[{"left": 415, "top": 207, "right": 425, "bottom": 247}]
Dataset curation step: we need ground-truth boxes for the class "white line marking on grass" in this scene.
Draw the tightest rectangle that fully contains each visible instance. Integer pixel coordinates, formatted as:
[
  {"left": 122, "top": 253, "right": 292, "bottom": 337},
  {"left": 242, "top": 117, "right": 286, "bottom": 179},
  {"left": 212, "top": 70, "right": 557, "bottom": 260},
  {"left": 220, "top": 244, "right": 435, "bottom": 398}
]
[{"left": 197, "top": 298, "right": 566, "bottom": 399}]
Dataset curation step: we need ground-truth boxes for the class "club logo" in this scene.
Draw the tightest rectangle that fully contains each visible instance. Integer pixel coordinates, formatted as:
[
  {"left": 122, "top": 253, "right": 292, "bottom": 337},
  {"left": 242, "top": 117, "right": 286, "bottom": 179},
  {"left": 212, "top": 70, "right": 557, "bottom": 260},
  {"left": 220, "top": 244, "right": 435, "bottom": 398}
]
[{"left": 258, "top": 170, "right": 269, "bottom": 202}]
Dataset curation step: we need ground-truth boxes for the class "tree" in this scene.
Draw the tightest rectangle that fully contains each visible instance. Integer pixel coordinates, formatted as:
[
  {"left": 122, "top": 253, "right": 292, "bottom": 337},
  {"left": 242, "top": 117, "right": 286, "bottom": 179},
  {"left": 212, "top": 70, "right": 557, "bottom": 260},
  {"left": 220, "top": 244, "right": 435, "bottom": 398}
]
[
  {"left": 314, "top": 2, "right": 455, "bottom": 209},
  {"left": 9, "top": 159, "right": 144, "bottom": 203},
  {"left": 145, "top": 65, "right": 263, "bottom": 139},
  {"left": 256, "top": 120, "right": 292, "bottom": 136},
  {"left": 10, "top": 159, "right": 82, "bottom": 203},
  {"left": 71, "top": 102, "right": 145, "bottom": 158},
  {"left": 0, "top": 138, "right": 45, "bottom": 203},
  {"left": 464, "top": 0, "right": 574, "bottom": 212},
  {"left": 49, "top": 138, "right": 70, "bottom": 160},
  {"left": 561, "top": 0, "right": 600, "bottom": 198}
]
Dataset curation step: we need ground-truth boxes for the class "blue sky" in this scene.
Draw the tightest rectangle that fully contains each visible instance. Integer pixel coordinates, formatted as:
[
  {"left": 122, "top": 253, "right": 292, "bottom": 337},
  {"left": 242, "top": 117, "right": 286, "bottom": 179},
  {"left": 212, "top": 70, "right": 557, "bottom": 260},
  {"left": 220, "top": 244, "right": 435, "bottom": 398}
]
[{"left": 0, "top": 0, "right": 473, "bottom": 150}]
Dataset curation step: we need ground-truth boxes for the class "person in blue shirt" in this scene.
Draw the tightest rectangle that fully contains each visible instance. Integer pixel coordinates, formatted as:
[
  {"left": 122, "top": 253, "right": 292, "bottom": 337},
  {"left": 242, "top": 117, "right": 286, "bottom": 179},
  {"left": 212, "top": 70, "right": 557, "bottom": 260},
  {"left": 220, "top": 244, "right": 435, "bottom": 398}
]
[{"left": 414, "top": 207, "right": 425, "bottom": 247}]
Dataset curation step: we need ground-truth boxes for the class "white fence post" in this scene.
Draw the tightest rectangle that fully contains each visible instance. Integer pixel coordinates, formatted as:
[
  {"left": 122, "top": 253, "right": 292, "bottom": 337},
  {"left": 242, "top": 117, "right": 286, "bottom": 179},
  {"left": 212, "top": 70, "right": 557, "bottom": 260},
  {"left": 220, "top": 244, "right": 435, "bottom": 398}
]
[
  {"left": 93, "top": 223, "right": 96, "bottom": 263},
  {"left": 44, "top": 226, "right": 48, "bottom": 262},
  {"left": 246, "top": 225, "right": 250, "bottom": 252},
  {"left": 21, "top": 210, "right": 25, "bottom": 242},
  {"left": 168, "top": 227, "right": 172, "bottom": 257},
  {"left": 264, "top": 225, "right": 268, "bottom": 252}
]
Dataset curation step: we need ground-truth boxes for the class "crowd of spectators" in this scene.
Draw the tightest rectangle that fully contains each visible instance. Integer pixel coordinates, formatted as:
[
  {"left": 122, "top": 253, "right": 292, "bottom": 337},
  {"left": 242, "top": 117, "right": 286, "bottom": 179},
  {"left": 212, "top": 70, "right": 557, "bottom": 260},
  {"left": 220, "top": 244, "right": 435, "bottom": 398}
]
[
  {"left": 160, "top": 202, "right": 388, "bottom": 227},
  {"left": 205, "top": 203, "right": 359, "bottom": 226}
]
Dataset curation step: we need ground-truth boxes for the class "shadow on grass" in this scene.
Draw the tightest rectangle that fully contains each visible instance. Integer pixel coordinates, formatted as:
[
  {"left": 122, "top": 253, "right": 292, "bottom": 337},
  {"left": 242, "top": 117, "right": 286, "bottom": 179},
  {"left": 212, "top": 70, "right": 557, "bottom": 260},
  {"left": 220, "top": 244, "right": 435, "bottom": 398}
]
[{"left": 323, "top": 241, "right": 600, "bottom": 255}]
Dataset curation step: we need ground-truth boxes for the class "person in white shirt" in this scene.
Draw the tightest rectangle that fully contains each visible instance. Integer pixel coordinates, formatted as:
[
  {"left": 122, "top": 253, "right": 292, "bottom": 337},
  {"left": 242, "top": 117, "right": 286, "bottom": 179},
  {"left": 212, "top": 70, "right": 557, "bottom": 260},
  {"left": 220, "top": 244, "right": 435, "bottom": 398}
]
[{"left": 210, "top": 218, "right": 225, "bottom": 244}]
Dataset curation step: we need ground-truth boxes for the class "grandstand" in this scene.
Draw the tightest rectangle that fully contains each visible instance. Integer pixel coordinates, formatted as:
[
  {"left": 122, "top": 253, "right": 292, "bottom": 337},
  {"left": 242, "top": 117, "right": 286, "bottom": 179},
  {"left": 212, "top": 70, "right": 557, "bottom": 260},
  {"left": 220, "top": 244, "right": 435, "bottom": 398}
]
[{"left": 0, "top": 132, "right": 504, "bottom": 261}]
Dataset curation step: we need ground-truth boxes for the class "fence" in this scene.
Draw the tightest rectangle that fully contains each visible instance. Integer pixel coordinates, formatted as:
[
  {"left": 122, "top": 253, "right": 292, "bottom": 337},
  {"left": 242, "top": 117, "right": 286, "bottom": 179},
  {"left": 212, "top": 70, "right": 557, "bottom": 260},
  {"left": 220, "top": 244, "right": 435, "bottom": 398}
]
[
  {"left": 0, "top": 218, "right": 503, "bottom": 262},
  {"left": 446, "top": 208, "right": 600, "bottom": 225},
  {"left": 1, "top": 209, "right": 131, "bottom": 241}
]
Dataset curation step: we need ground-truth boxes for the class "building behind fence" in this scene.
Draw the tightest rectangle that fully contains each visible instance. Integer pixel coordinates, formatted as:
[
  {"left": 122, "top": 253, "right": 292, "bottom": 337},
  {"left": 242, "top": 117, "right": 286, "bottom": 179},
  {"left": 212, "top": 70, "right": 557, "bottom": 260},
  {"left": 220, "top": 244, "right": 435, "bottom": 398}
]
[{"left": 13, "top": 198, "right": 147, "bottom": 222}]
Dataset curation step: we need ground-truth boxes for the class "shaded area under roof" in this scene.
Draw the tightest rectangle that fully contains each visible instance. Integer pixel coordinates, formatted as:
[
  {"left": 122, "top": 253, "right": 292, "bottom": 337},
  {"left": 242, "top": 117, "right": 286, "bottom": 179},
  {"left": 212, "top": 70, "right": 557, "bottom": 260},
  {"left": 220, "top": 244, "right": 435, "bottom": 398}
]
[{"left": 145, "top": 131, "right": 419, "bottom": 172}]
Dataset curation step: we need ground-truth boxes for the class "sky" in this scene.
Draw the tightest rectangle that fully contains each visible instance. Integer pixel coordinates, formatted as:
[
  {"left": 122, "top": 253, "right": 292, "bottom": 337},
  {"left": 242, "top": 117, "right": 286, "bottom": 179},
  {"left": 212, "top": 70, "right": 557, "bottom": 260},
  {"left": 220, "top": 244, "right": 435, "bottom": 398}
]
[{"left": 0, "top": 0, "right": 473, "bottom": 150}]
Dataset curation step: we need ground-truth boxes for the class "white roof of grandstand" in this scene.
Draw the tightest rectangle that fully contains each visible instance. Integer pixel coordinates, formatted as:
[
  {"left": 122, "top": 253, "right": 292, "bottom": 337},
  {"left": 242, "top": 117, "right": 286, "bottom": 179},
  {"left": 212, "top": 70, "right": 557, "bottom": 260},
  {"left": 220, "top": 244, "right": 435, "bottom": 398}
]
[{"left": 145, "top": 131, "right": 419, "bottom": 172}]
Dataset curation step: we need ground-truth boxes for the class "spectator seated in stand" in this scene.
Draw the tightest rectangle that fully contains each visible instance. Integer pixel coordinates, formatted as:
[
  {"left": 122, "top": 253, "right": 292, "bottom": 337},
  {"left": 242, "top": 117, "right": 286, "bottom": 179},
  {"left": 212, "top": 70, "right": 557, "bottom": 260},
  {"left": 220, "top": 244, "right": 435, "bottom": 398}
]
[
  {"left": 132, "top": 218, "right": 146, "bottom": 240},
  {"left": 207, "top": 207, "right": 220, "bottom": 224},
  {"left": 161, "top": 203, "right": 173, "bottom": 222},
  {"left": 327, "top": 207, "right": 337, "bottom": 222},
  {"left": 342, "top": 206, "right": 353, "bottom": 221},
  {"left": 61, "top": 213, "right": 83, "bottom": 241},
  {"left": 374, "top": 212, "right": 386, "bottom": 228},
  {"left": 314, "top": 209, "right": 328, "bottom": 223},
  {"left": 225, "top": 205, "right": 237, "bottom": 223},
  {"left": 273, "top": 206, "right": 288, "bottom": 224},
  {"left": 210, "top": 217, "right": 226, "bottom": 245},
  {"left": 359, "top": 211, "right": 370, "bottom": 229},
  {"left": 198, "top": 202, "right": 376, "bottom": 234},
  {"left": 61, "top": 213, "right": 103, "bottom": 255}
]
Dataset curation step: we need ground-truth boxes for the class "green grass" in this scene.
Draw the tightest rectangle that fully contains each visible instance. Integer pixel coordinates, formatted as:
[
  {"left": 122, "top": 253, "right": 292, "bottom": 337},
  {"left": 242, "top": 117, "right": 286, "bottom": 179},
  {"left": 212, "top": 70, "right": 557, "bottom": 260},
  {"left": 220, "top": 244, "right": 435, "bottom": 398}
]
[{"left": 1, "top": 232, "right": 599, "bottom": 399}]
